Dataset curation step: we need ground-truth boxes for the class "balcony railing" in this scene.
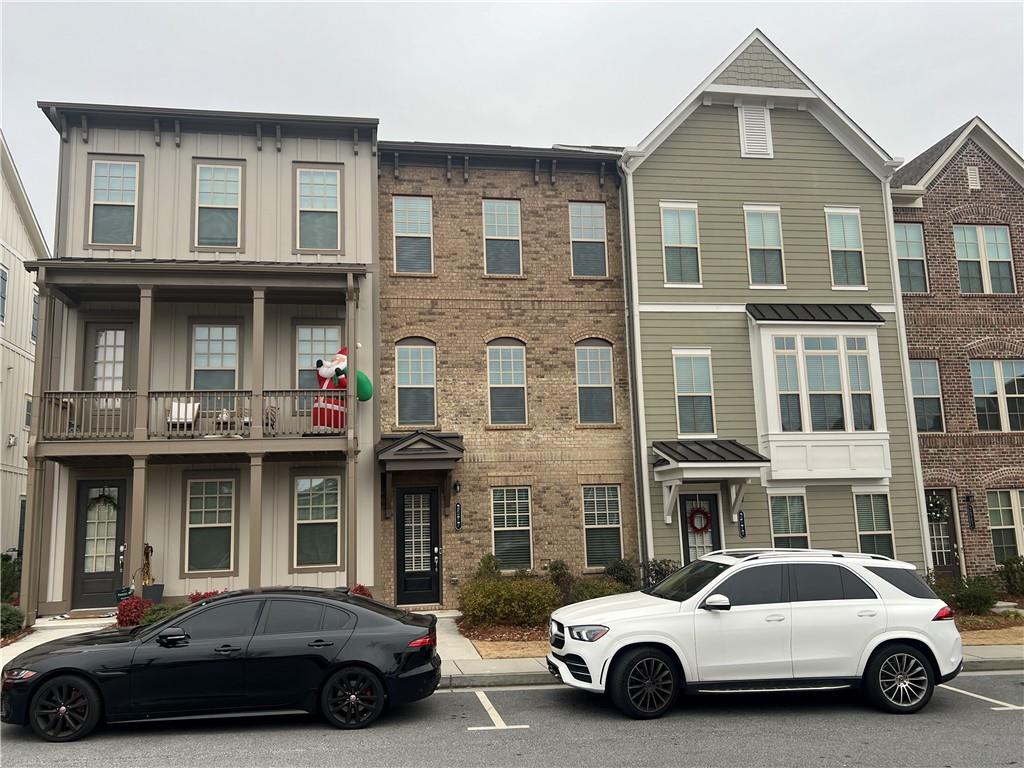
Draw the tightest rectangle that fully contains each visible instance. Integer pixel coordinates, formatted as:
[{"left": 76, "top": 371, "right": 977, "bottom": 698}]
[
  {"left": 264, "top": 390, "right": 347, "bottom": 437},
  {"left": 40, "top": 391, "right": 137, "bottom": 440},
  {"left": 148, "top": 391, "right": 253, "bottom": 439}
]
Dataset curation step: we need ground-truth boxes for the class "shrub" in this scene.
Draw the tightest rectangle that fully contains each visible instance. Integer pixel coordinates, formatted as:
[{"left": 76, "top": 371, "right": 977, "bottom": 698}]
[
  {"left": 460, "top": 576, "right": 561, "bottom": 627},
  {"left": 475, "top": 555, "right": 502, "bottom": 580},
  {"left": 139, "top": 603, "right": 188, "bottom": 626},
  {"left": 956, "top": 575, "right": 998, "bottom": 615},
  {"left": 187, "top": 590, "right": 224, "bottom": 604},
  {"left": 116, "top": 595, "right": 152, "bottom": 627},
  {"left": 1, "top": 555, "right": 21, "bottom": 604},
  {"left": 350, "top": 583, "right": 373, "bottom": 598},
  {"left": 641, "top": 558, "right": 679, "bottom": 588},
  {"left": 547, "top": 560, "right": 574, "bottom": 603},
  {"left": 1, "top": 603, "right": 24, "bottom": 636},
  {"left": 605, "top": 559, "right": 639, "bottom": 590},
  {"left": 998, "top": 556, "right": 1024, "bottom": 595},
  {"left": 570, "top": 576, "right": 630, "bottom": 604}
]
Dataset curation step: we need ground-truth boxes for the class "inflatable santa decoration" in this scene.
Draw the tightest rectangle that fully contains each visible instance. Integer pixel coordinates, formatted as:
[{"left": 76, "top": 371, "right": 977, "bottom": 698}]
[{"left": 312, "top": 345, "right": 373, "bottom": 430}]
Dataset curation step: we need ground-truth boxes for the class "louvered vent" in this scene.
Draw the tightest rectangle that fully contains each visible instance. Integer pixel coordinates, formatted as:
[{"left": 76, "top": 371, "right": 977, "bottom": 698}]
[
  {"left": 738, "top": 105, "right": 773, "bottom": 158},
  {"left": 966, "top": 166, "right": 981, "bottom": 190}
]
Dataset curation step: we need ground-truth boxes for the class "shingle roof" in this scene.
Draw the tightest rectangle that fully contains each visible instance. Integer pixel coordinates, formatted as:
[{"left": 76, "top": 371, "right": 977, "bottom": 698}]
[
  {"left": 890, "top": 119, "right": 974, "bottom": 187},
  {"left": 745, "top": 303, "right": 884, "bottom": 324},
  {"left": 652, "top": 439, "right": 768, "bottom": 465}
]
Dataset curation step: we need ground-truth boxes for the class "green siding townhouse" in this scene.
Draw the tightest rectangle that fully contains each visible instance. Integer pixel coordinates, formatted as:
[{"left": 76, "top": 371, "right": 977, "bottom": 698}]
[{"left": 620, "top": 31, "right": 929, "bottom": 567}]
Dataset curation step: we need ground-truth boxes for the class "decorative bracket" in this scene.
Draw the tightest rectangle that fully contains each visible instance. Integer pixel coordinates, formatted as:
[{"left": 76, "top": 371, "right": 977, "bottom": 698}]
[
  {"left": 446, "top": 155, "right": 453, "bottom": 182},
  {"left": 371, "top": 128, "right": 377, "bottom": 156},
  {"left": 599, "top": 161, "right": 605, "bottom": 187},
  {"left": 463, "top": 155, "right": 469, "bottom": 182},
  {"left": 550, "top": 159, "right": 557, "bottom": 185},
  {"left": 275, "top": 125, "right": 282, "bottom": 152},
  {"left": 80, "top": 115, "right": 88, "bottom": 144},
  {"left": 153, "top": 119, "right": 161, "bottom": 146},
  {"left": 255, "top": 123, "right": 262, "bottom": 151},
  {"left": 353, "top": 128, "right": 359, "bottom": 155},
  {"left": 534, "top": 159, "right": 540, "bottom": 184},
  {"left": 393, "top": 152, "right": 399, "bottom": 179},
  {"left": 174, "top": 120, "right": 181, "bottom": 147}
]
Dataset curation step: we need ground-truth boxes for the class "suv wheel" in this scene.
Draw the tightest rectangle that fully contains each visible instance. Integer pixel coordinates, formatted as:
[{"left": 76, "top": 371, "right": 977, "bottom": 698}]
[
  {"left": 321, "top": 667, "right": 386, "bottom": 729},
  {"left": 609, "top": 647, "right": 680, "bottom": 719},
  {"left": 864, "top": 643, "right": 934, "bottom": 714}
]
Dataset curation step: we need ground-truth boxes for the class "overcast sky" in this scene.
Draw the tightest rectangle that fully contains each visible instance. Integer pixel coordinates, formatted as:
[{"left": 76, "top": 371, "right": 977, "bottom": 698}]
[{"left": 3, "top": 1, "right": 1022, "bottom": 249}]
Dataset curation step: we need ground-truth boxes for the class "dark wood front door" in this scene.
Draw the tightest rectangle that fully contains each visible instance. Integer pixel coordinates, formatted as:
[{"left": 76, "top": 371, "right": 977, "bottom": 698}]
[
  {"left": 926, "top": 489, "right": 960, "bottom": 579},
  {"left": 73, "top": 479, "right": 127, "bottom": 609},
  {"left": 679, "top": 493, "right": 722, "bottom": 564},
  {"left": 395, "top": 487, "right": 440, "bottom": 605}
]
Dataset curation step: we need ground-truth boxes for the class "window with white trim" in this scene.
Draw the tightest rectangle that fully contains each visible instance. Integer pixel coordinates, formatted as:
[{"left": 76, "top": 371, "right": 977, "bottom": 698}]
[
  {"left": 576, "top": 339, "right": 613, "bottom": 424},
  {"left": 770, "top": 495, "right": 808, "bottom": 548},
  {"left": 483, "top": 200, "right": 522, "bottom": 275},
  {"left": 745, "top": 206, "right": 785, "bottom": 286},
  {"left": 583, "top": 485, "right": 622, "bottom": 567},
  {"left": 296, "top": 167, "right": 340, "bottom": 251},
  {"left": 192, "top": 325, "right": 239, "bottom": 390},
  {"left": 805, "top": 337, "right": 845, "bottom": 431},
  {"left": 673, "top": 351, "right": 714, "bottom": 435},
  {"left": 487, "top": 339, "right": 527, "bottom": 425},
  {"left": 661, "top": 203, "right": 700, "bottom": 285},
  {"left": 826, "top": 209, "right": 865, "bottom": 287},
  {"left": 492, "top": 487, "right": 531, "bottom": 570},
  {"left": 295, "top": 475, "right": 341, "bottom": 568},
  {"left": 774, "top": 336, "right": 802, "bottom": 432},
  {"left": 24, "top": 395, "right": 32, "bottom": 429},
  {"left": 970, "top": 359, "right": 1024, "bottom": 431},
  {"left": 394, "top": 196, "right": 433, "bottom": 273},
  {"left": 296, "top": 325, "right": 342, "bottom": 390},
  {"left": 954, "top": 225, "right": 1014, "bottom": 294},
  {"left": 910, "top": 360, "right": 944, "bottom": 432},
  {"left": 894, "top": 223, "right": 927, "bottom": 293},
  {"left": 186, "top": 479, "right": 235, "bottom": 572},
  {"left": 89, "top": 159, "right": 139, "bottom": 246},
  {"left": 396, "top": 338, "right": 436, "bottom": 426},
  {"left": 987, "top": 490, "right": 1022, "bottom": 563},
  {"left": 195, "top": 164, "right": 242, "bottom": 248},
  {"left": 846, "top": 337, "right": 874, "bottom": 431},
  {"left": 855, "top": 493, "right": 894, "bottom": 557},
  {"left": 738, "top": 105, "right": 773, "bottom": 158},
  {"left": 569, "top": 202, "right": 607, "bottom": 277}
]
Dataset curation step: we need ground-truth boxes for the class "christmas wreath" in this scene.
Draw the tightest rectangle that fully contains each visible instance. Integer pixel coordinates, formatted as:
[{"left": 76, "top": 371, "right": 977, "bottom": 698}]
[
  {"left": 688, "top": 506, "right": 712, "bottom": 535},
  {"left": 926, "top": 493, "right": 951, "bottom": 523}
]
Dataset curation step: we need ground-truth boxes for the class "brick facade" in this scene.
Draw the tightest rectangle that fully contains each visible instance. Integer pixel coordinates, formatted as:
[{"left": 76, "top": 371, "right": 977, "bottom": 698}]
[
  {"left": 895, "top": 136, "right": 1024, "bottom": 576},
  {"left": 376, "top": 153, "right": 636, "bottom": 607}
]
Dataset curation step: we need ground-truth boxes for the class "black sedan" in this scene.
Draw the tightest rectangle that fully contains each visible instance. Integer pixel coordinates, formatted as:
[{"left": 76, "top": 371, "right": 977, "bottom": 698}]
[{"left": 1, "top": 587, "right": 441, "bottom": 741}]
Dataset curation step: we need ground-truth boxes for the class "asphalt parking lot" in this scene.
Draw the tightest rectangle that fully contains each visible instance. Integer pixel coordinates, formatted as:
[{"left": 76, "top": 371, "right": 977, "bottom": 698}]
[{"left": 2, "top": 672, "right": 1021, "bottom": 768}]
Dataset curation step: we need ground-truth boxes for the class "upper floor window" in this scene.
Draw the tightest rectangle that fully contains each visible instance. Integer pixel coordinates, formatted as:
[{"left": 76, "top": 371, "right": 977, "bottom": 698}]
[
  {"left": 661, "top": 203, "right": 701, "bottom": 286},
  {"left": 30, "top": 294, "right": 39, "bottom": 343},
  {"left": 774, "top": 336, "right": 802, "bottom": 432},
  {"left": 970, "top": 359, "right": 1024, "bottom": 431},
  {"left": 825, "top": 209, "right": 865, "bottom": 288},
  {"left": 745, "top": 205, "right": 785, "bottom": 287},
  {"left": 393, "top": 196, "right": 433, "bottom": 273},
  {"left": 673, "top": 350, "right": 714, "bottom": 436},
  {"left": 569, "top": 202, "right": 607, "bottom": 277},
  {"left": 89, "top": 159, "right": 139, "bottom": 246},
  {"left": 910, "top": 360, "right": 944, "bottom": 432},
  {"left": 988, "top": 490, "right": 1023, "bottom": 563},
  {"left": 954, "top": 225, "right": 1014, "bottom": 294},
  {"left": 0, "top": 266, "right": 6, "bottom": 324},
  {"left": 770, "top": 495, "right": 808, "bottom": 548},
  {"left": 483, "top": 200, "right": 521, "bottom": 275},
  {"left": 805, "top": 336, "right": 845, "bottom": 431},
  {"left": 24, "top": 395, "right": 32, "bottom": 429},
  {"left": 396, "top": 338, "right": 437, "bottom": 426},
  {"left": 487, "top": 339, "right": 526, "bottom": 425},
  {"left": 296, "top": 325, "right": 341, "bottom": 390},
  {"left": 855, "top": 492, "right": 894, "bottom": 558},
  {"left": 195, "top": 163, "right": 242, "bottom": 249},
  {"left": 846, "top": 337, "right": 874, "bottom": 431},
  {"left": 296, "top": 167, "right": 341, "bottom": 252},
  {"left": 192, "top": 324, "right": 238, "bottom": 390},
  {"left": 737, "top": 105, "right": 773, "bottom": 158},
  {"left": 894, "top": 223, "right": 927, "bottom": 293},
  {"left": 576, "top": 339, "right": 614, "bottom": 424}
]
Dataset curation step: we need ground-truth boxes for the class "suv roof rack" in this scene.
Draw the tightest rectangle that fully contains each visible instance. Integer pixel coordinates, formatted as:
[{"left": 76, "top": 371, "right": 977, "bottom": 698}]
[{"left": 705, "top": 548, "right": 893, "bottom": 563}]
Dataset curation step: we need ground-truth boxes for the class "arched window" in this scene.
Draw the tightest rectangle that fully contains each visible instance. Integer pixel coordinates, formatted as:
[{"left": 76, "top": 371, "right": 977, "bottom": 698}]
[
  {"left": 575, "top": 339, "right": 614, "bottom": 424},
  {"left": 487, "top": 338, "right": 527, "bottom": 425},
  {"left": 396, "top": 337, "right": 436, "bottom": 426}
]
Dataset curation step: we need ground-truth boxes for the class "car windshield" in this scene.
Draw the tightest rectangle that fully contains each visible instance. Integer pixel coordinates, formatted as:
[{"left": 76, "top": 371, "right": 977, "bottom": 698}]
[{"left": 647, "top": 559, "right": 730, "bottom": 602}]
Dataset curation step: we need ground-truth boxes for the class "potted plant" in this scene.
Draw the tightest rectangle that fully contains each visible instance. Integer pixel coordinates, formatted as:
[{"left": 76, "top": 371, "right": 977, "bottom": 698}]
[{"left": 140, "top": 543, "right": 164, "bottom": 603}]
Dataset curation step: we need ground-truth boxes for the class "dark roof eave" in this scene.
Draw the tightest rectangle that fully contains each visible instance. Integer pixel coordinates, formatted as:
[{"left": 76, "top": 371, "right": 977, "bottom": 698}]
[
  {"left": 378, "top": 140, "right": 622, "bottom": 162},
  {"left": 24, "top": 258, "right": 369, "bottom": 276}
]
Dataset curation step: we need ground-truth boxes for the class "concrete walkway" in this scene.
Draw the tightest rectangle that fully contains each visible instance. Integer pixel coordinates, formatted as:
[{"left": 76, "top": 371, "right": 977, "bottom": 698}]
[{"left": 1, "top": 616, "right": 113, "bottom": 665}]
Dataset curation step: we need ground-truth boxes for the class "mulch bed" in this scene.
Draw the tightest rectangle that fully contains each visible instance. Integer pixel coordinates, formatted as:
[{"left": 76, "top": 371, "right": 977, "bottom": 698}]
[
  {"left": 0, "top": 627, "right": 33, "bottom": 648},
  {"left": 456, "top": 618, "right": 547, "bottom": 643},
  {"left": 956, "top": 612, "right": 1024, "bottom": 632}
]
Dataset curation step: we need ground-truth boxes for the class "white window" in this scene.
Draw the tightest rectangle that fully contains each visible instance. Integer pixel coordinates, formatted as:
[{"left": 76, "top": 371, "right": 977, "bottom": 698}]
[
  {"left": 296, "top": 167, "right": 341, "bottom": 251},
  {"left": 894, "top": 223, "right": 927, "bottom": 293},
  {"left": 396, "top": 339, "right": 436, "bottom": 426},
  {"left": 583, "top": 485, "right": 622, "bottom": 567},
  {"left": 394, "top": 196, "right": 433, "bottom": 273},
  {"left": 192, "top": 325, "right": 238, "bottom": 390},
  {"left": 774, "top": 336, "right": 802, "bottom": 432},
  {"left": 846, "top": 337, "right": 874, "bottom": 431},
  {"left": 738, "top": 105, "right": 773, "bottom": 158},
  {"left": 295, "top": 475, "right": 342, "bottom": 568},
  {"left": 826, "top": 208, "right": 866, "bottom": 288},
  {"left": 569, "top": 202, "right": 607, "bottom": 277},
  {"left": 24, "top": 395, "right": 32, "bottom": 429},
  {"left": 673, "top": 350, "right": 714, "bottom": 436},
  {"left": 660, "top": 202, "right": 701, "bottom": 286},
  {"left": 186, "top": 479, "right": 235, "bottom": 573},
  {"left": 492, "top": 487, "right": 531, "bottom": 570},
  {"left": 966, "top": 166, "right": 981, "bottom": 190},
  {"left": 855, "top": 493, "right": 894, "bottom": 558},
  {"left": 195, "top": 164, "right": 242, "bottom": 248},
  {"left": 954, "top": 225, "right": 1014, "bottom": 294},
  {"left": 910, "top": 360, "right": 944, "bottom": 433},
  {"left": 487, "top": 339, "right": 527, "bottom": 425},
  {"left": 770, "top": 495, "right": 809, "bottom": 548},
  {"left": 575, "top": 339, "right": 614, "bottom": 424},
  {"left": 483, "top": 200, "right": 522, "bottom": 275},
  {"left": 92, "top": 328, "right": 126, "bottom": 395},
  {"left": 296, "top": 325, "right": 342, "bottom": 390},
  {"left": 744, "top": 205, "right": 785, "bottom": 286},
  {"left": 970, "top": 359, "right": 1024, "bottom": 432},
  {"left": 805, "top": 337, "right": 845, "bottom": 431},
  {"left": 988, "top": 490, "right": 1023, "bottom": 563},
  {"left": 89, "top": 159, "right": 139, "bottom": 246}
]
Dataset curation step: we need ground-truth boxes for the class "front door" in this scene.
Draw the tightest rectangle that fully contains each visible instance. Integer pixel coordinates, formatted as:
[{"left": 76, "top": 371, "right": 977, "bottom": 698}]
[
  {"left": 72, "top": 480, "right": 127, "bottom": 609},
  {"left": 679, "top": 493, "right": 722, "bottom": 564},
  {"left": 926, "top": 489, "right": 960, "bottom": 579},
  {"left": 396, "top": 487, "right": 440, "bottom": 605}
]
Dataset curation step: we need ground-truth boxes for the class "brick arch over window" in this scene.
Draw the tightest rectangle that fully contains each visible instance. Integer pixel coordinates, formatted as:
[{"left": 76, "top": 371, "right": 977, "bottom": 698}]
[
  {"left": 481, "top": 331, "right": 528, "bottom": 345},
  {"left": 569, "top": 330, "right": 615, "bottom": 346},
  {"left": 942, "top": 203, "right": 1014, "bottom": 226},
  {"left": 393, "top": 329, "right": 438, "bottom": 346},
  {"left": 978, "top": 466, "right": 1024, "bottom": 488},
  {"left": 395, "top": 334, "right": 437, "bottom": 347},
  {"left": 923, "top": 468, "right": 966, "bottom": 488},
  {"left": 963, "top": 337, "right": 1024, "bottom": 358}
]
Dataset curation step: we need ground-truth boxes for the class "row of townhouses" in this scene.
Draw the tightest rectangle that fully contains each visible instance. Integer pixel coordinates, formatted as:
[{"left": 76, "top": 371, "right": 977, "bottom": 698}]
[{"left": 10, "top": 30, "right": 1023, "bottom": 622}]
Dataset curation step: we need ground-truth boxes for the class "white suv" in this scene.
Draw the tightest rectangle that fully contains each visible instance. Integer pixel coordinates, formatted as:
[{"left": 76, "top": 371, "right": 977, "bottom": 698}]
[{"left": 547, "top": 549, "right": 962, "bottom": 718}]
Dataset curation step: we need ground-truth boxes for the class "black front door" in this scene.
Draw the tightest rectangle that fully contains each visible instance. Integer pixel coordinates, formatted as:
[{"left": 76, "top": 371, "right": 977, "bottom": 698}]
[
  {"left": 396, "top": 487, "right": 440, "bottom": 605},
  {"left": 679, "top": 493, "right": 722, "bottom": 564},
  {"left": 926, "top": 489, "right": 960, "bottom": 580},
  {"left": 72, "top": 479, "right": 127, "bottom": 609}
]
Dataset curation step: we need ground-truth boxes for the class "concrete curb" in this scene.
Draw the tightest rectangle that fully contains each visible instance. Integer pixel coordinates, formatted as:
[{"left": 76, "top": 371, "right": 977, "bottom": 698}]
[{"left": 962, "top": 658, "right": 1024, "bottom": 672}]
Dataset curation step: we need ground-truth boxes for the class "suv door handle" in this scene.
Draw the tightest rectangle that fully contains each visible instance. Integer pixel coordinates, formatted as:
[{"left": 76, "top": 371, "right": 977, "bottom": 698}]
[
  {"left": 307, "top": 639, "right": 334, "bottom": 648},
  {"left": 857, "top": 610, "right": 878, "bottom": 618},
  {"left": 214, "top": 644, "right": 241, "bottom": 655},
  {"left": 764, "top": 614, "right": 786, "bottom": 623}
]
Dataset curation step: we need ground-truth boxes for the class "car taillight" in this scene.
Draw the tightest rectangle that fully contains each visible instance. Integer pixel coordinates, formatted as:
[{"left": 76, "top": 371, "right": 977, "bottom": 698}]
[
  {"left": 408, "top": 632, "right": 435, "bottom": 648},
  {"left": 932, "top": 605, "right": 955, "bottom": 621}
]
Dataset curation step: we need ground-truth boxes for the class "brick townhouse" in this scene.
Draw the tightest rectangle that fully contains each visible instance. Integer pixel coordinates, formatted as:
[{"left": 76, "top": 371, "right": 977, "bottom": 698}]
[{"left": 891, "top": 117, "right": 1024, "bottom": 577}]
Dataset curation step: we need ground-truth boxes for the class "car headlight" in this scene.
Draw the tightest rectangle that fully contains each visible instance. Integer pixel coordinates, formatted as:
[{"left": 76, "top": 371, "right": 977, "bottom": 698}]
[
  {"left": 568, "top": 625, "right": 608, "bottom": 642},
  {"left": 2, "top": 669, "right": 37, "bottom": 683}
]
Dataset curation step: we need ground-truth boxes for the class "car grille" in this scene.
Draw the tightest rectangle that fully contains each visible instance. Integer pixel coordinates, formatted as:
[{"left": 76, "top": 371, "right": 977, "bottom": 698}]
[
  {"left": 553, "top": 652, "right": 591, "bottom": 683},
  {"left": 549, "top": 618, "right": 565, "bottom": 649}
]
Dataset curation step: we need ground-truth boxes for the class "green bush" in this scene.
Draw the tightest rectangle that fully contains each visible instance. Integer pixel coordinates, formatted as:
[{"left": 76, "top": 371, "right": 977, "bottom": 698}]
[
  {"left": 956, "top": 576, "right": 998, "bottom": 615},
  {"left": 570, "top": 576, "right": 630, "bottom": 604},
  {"left": 1, "top": 603, "right": 24, "bottom": 637},
  {"left": 547, "top": 559, "right": 574, "bottom": 603},
  {"left": 604, "top": 559, "right": 639, "bottom": 590},
  {"left": 459, "top": 575, "right": 561, "bottom": 627},
  {"left": 139, "top": 603, "right": 189, "bottom": 626},
  {"left": 641, "top": 558, "right": 679, "bottom": 588},
  {"left": 998, "top": 556, "right": 1024, "bottom": 595},
  {"left": 474, "top": 554, "right": 502, "bottom": 580},
  {"left": 0, "top": 555, "right": 21, "bottom": 604}
]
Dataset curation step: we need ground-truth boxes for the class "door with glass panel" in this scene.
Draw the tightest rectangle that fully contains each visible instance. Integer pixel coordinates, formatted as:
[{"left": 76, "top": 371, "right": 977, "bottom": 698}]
[
  {"left": 679, "top": 493, "right": 721, "bottom": 564},
  {"left": 926, "top": 489, "right": 960, "bottom": 580},
  {"left": 395, "top": 487, "right": 440, "bottom": 605},
  {"left": 72, "top": 480, "right": 127, "bottom": 608},
  {"left": 82, "top": 324, "right": 134, "bottom": 438}
]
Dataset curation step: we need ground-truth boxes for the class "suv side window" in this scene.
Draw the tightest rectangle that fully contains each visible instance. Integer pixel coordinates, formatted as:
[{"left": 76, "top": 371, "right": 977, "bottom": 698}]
[
  {"left": 840, "top": 567, "right": 877, "bottom": 599},
  {"left": 713, "top": 564, "right": 785, "bottom": 606},
  {"left": 179, "top": 600, "right": 263, "bottom": 641},
  {"left": 791, "top": 564, "right": 877, "bottom": 601}
]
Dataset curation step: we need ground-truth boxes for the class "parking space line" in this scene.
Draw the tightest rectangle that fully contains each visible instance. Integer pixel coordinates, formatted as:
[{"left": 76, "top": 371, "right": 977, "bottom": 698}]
[
  {"left": 466, "top": 690, "right": 530, "bottom": 731},
  {"left": 939, "top": 684, "right": 1024, "bottom": 711}
]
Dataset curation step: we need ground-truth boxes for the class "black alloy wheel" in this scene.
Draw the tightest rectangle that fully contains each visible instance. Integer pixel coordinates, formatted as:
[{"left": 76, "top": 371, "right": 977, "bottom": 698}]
[
  {"left": 610, "top": 646, "right": 680, "bottom": 719},
  {"left": 28, "top": 675, "right": 101, "bottom": 742},
  {"left": 321, "top": 667, "right": 386, "bottom": 729}
]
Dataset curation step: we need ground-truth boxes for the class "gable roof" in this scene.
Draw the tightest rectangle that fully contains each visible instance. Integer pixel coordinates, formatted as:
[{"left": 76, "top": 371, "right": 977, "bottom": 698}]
[
  {"left": 621, "top": 29, "right": 896, "bottom": 180},
  {"left": 0, "top": 130, "right": 50, "bottom": 260}
]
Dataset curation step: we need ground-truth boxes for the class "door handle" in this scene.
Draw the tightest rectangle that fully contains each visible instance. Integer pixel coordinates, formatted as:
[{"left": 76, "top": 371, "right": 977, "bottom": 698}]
[
  {"left": 857, "top": 610, "right": 878, "bottom": 618},
  {"left": 764, "top": 614, "right": 786, "bottom": 623},
  {"left": 307, "top": 639, "right": 334, "bottom": 648},
  {"left": 214, "top": 644, "right": 241, "bottom": 655}
]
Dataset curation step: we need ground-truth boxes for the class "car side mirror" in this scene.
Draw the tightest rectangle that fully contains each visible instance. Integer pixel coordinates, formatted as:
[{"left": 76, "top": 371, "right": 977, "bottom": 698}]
[
  {"left": 701, "top": 594, "right": 731, "bottom": 611},
  {"left": 157, "top": 627, "right": 190, "bottom": 647}
]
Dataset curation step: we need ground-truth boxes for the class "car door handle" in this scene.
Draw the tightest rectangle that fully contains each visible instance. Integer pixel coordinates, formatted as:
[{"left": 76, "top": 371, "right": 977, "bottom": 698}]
[
  {"left": 764, "top": 614, "right": 786, "bottom": 623},
  {"left": 307, "top": 640, "right": 334, "bottom": 648},
  {"left": 857, "top": 610, "right": 878, "bottom": 618},
  {"left": 214, "top": 644, "right": 241, "bottom": 655}
]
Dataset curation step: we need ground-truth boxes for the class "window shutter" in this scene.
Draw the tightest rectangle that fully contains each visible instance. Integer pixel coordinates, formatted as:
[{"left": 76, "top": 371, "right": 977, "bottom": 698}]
[
  {"left": 738, "top": 105, "right": 773, "bottom": 158},
  {"left": 966, "top": 166, "right": 981, "bottom": 190}
]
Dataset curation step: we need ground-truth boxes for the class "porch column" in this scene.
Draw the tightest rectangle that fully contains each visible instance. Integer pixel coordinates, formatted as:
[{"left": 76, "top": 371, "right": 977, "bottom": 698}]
[
  {"left": 248, "top": 453, "right": 264, "bottom": 588},
  {"left": 19, "top": 460, "right": 46, "bottom": 626},
  {"left": 344, "top": 274, "right": 358, "bottom": 582},
  {"left": 250, "top": 289, "right": 265, "bottom": 439},
  {"left": 134, "top": 286, "right": 153, "bottom": 441},
  {"left": 126, "top": 456, "right": 147, "bottom": 587}
]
